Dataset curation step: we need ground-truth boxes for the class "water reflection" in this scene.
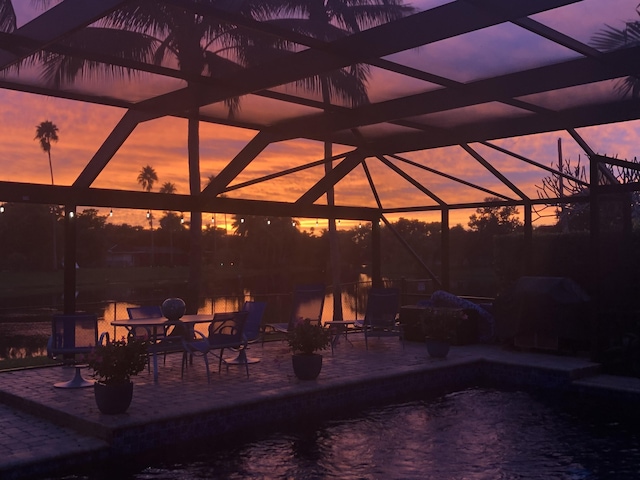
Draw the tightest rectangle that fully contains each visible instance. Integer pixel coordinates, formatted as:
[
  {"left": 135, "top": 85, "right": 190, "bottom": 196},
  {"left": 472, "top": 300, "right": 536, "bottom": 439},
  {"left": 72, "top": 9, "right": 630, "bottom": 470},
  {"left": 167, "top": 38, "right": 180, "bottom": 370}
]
[{"left": 0, "top": 276, "right": 375, "bottom": 361}]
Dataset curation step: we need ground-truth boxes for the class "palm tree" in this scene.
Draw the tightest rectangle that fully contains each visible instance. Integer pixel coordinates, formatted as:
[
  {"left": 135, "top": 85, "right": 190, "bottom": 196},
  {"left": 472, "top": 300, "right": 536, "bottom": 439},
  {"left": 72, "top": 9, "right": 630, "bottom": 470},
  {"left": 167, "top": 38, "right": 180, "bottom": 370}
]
[
  {"left": 137, "top": 165, "right": 158, "bottom": 266},
  {"left": 34, "top": 119, "right": 60, "bottom": 270},
  {"left": 35, "top": 120, "right": 58, "bottom": 185},
  {"left": 591, "top": 6, "right": 640, "bottom": 97},
  {"left": 159, "top": 181, "right": 176, "bottom": 195},
  {"left": 0, "top": 1, "right": 15, "bottom": 35},
  {"left": 137, "top": 165, "right": 158, "bottom": 193},
  {"left": 268, "top": 0, "right": 413, "bottom": 320},
  {"left": 30, "top": 1, "right": 412, "bottom": 309}
]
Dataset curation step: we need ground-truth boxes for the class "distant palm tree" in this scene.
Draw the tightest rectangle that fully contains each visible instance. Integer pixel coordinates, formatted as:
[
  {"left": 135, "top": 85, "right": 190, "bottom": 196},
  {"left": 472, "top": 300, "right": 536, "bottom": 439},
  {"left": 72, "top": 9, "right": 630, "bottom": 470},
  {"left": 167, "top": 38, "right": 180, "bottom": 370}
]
[
  {"left": 34, "top": 119, "right": 60, "bottom": 270},
  {"left": 138, "top": 165, "right": 158, "bottom": 266},
  {"left": 137, "top": 165, "right": 158, "bottom": 193},
  {"left": 159, "top": 181, "right": 176, "bottom": 195},
  {"left": 35, "top": 120, "right": 59, "bottom": 185}
]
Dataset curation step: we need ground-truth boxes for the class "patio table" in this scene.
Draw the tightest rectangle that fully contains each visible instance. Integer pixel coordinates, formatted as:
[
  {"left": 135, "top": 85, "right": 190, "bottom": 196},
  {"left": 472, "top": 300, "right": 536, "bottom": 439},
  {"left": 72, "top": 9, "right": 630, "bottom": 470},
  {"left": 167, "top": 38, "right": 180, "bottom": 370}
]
[{"left": 111, "top": 314, "right": 216, "bottom": 382}]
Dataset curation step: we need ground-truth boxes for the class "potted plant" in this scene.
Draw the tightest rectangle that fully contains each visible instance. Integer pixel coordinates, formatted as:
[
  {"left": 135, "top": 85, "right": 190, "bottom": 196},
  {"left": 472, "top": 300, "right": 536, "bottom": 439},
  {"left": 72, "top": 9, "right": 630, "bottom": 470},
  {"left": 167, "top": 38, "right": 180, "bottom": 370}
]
[
  {"left": 85, "top": 336, "right": 148, "bottom": 414},
  {"left": 287, "top": 318, "right": 332, "bottom": 380},
  {"left": 421, "top": 307, "right": 467, "bottom": 358}
]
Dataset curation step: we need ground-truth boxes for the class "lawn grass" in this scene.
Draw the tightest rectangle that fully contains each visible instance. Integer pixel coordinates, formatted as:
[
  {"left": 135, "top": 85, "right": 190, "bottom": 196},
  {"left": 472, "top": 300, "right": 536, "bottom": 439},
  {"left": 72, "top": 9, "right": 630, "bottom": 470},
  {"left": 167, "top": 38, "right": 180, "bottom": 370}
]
[
  {"left": 0, "top": 266, "right": 204, "bottom": 299},
  {"left": 0, "top": 356, "right": 59, "bottom": 372}
]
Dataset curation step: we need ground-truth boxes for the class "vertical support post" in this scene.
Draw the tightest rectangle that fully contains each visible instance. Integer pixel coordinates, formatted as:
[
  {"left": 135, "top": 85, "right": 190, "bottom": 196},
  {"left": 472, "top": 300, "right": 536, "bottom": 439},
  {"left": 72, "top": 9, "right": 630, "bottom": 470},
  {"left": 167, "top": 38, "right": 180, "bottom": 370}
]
[
  {"left": 523, "top": 201, "right": 533, "bottom": 275},
  {"left": 589, "top": 154, "right": 601, "bottom": 361},
  {"left": 441, "top": 208, "right": 450, "bottom": 291},
  {"left": 63, "top": 205, "right": 77, "bottom": 314},
  {"left": 371, "top": 217, "right": 381, "bottom": 288}
]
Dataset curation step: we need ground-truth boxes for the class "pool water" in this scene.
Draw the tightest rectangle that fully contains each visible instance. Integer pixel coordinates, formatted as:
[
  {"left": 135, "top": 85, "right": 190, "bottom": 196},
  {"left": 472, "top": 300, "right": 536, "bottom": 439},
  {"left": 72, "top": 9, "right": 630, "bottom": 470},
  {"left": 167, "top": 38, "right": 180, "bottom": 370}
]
[{"left": 57, "top": 388, "right": 640, "bottom": 479}]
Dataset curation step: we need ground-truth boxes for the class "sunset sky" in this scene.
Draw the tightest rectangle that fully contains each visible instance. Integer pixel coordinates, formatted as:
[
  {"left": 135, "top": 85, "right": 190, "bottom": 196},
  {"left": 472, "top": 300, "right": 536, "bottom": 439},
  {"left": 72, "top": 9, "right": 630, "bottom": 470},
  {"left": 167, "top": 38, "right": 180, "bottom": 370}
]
[{"left": 1, "top": 0, "right": 640, "bottom": 232}]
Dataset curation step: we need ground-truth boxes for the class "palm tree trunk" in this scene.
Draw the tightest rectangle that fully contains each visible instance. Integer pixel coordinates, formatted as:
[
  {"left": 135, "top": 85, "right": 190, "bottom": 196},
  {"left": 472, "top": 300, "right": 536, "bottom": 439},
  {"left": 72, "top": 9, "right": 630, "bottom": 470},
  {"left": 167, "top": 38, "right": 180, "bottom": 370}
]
[
  {"left": 187, "top": 109, "right": 202, "bottom": 314},
  {"left": 325, "top": 140, "right": 343, "bottom": 321},
  {"left": 322, "top": 79, "right": 343, "bottom": 322},
  {"left": 47, "top": 150, "right": 54, "bottom": 185}
]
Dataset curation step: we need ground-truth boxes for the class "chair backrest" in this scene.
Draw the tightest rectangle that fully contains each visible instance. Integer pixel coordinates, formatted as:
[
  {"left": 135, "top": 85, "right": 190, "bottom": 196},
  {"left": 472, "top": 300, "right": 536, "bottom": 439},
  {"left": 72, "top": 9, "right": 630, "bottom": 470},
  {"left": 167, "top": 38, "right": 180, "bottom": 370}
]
[
  {"left": 288, "top": 284, "right": 325, "bottom": 330},
  {"left": 242, "top": 301, "right": 267, "bottom": 342},
  {"left": 127, "top": 305, "right": 163, "bottom": 319},
  {"left": 364, "top": 287, "right": 400, "bottom": 328},
  {"left": 49, "top": 313, "right": 99, "bottom": 356},
  {"left": 208, "top": 310, "right": 250, "bottom": 346}
]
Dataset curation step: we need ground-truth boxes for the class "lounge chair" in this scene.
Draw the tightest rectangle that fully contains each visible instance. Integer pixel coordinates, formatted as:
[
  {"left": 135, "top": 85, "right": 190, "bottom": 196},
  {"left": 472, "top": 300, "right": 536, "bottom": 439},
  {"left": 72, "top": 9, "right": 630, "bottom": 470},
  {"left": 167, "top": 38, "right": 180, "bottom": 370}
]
[
  {"left": 263, "top": 284, "right": 325, "bottom": 340},
  {"left": 354, "top": 287, "right": 403, "bottom": 350}
]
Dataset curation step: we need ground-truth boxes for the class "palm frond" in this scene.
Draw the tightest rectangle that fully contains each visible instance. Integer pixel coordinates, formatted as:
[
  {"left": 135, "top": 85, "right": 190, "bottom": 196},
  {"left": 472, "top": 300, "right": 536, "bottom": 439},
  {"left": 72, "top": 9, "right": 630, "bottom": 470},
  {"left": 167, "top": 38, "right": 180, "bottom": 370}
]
[
  {"left": 0, "top": 0, "right": 16, "bottom": 32},
  {"left": 31, "top": 28, "right": 157, "bottom": 87}
]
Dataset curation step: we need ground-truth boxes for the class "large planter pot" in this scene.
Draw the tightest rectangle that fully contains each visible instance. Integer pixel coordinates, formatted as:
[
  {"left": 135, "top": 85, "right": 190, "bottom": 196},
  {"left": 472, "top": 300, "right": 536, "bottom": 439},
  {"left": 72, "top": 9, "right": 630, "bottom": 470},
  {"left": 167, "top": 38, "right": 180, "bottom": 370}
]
[
  {"left": 425, "top": 338, "right": 450, "bottom": 359},
  {"left": 94, "top": 381, "right": 134, "bottom": 414},
  {"left": 292, "top": 353, "right": 323, "bottom": 380}
]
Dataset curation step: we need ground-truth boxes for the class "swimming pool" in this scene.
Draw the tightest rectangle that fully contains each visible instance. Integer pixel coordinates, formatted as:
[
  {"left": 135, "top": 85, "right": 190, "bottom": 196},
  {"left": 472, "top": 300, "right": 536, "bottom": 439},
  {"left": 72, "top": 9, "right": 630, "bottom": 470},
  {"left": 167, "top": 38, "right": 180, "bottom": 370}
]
[{"left": 60, "top": 387, "right": 640, "bottom": 479}]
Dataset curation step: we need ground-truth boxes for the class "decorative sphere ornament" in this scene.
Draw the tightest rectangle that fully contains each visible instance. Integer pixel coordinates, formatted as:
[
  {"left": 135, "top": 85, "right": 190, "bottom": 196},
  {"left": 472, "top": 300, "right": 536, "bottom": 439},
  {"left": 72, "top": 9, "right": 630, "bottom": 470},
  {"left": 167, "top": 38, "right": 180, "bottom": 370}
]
[{"left": 161, "top": 298, "right": 186, "bottom": 321}]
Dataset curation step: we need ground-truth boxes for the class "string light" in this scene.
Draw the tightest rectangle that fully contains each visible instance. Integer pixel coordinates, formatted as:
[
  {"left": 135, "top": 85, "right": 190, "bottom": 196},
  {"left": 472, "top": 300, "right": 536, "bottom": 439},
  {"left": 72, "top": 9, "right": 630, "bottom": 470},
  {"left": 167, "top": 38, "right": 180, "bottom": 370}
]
[
  {"left": 109, "top": 208, "right": 113, "bottom": 217},
  {"left": 146, "top": 210, "right": 150, "bottom": 219}
]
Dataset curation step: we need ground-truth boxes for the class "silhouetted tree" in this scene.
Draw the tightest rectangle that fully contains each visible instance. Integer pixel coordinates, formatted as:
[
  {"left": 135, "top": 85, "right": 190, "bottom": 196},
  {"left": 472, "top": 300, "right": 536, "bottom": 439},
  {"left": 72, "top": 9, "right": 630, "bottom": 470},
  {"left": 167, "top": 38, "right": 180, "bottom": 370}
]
[
  {"left": 34, "top": 120, "right": 58, "bottom": 185},
  {"left": 76, "top": 209, "right": 109, "bottom": 267},
  {"left": 34, "top": 119, "right": 59, "bottom": 270},
  {"left": 468, "top": 197, "right": 522, "bottom": 235}
]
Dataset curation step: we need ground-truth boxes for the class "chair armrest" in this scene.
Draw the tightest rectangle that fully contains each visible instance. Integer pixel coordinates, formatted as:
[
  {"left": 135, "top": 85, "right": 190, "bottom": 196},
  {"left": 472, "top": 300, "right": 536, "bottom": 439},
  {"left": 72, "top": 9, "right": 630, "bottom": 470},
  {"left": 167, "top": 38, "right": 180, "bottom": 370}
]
[{"left": 99, "top": 331, "right": 110, "bottom": 345}]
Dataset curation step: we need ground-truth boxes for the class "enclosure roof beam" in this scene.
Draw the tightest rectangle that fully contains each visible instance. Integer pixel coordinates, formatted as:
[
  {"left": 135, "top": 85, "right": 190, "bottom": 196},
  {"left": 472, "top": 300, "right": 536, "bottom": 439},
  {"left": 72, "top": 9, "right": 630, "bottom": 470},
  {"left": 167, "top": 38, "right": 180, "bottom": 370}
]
[
  {"left": 0, "top": 0, "right": 131, "bottom": 69},
  {"left": 0, "top": 181, "right": 380, "bottom": 221}
]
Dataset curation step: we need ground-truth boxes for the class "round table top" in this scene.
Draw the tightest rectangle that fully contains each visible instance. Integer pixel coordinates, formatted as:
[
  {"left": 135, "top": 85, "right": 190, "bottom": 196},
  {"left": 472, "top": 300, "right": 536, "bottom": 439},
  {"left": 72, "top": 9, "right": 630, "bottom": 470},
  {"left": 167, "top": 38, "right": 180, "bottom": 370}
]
[{"left": 111, "top": 314, "right": 214, "bottom": 326}]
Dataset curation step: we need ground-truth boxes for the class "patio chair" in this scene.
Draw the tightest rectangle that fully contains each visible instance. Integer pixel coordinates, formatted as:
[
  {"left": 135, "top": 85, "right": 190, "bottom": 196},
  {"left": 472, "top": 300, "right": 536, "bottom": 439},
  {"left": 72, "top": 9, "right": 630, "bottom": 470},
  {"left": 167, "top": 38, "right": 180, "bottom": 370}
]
[
  {"left": 127, "top": 305, "right": 163, "bottom": 320},
  {"left": 263, "top": 284, "right": 325, "bottom": 342},
  {"left": 181, "top": 310, "right": 250, "bottom": 383},
  {"left": 47, "top": 313, "right": 109, "bottom": 388},
  {"left": 354, "top": 287, "right": 403, "bottom": 350},
  {"left": 225, "top": 301, "right": 267, "bottom": 366},
  {"left": 127, "top": 305, "right": 184, "bottom": 370}
]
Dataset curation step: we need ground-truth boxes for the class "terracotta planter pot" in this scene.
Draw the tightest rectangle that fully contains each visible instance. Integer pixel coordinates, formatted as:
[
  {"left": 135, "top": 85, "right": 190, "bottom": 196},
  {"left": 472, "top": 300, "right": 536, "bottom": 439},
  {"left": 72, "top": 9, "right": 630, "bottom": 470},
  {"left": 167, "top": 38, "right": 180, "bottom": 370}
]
[
  {"left": 291, "top": 353, "right": 323, "bottom": 380},
  {"left": 94, "top": 381, "right": 134, "bottom": 414},
  {"left": 425, "top": 338, "right": 450, "bottom": 359}
]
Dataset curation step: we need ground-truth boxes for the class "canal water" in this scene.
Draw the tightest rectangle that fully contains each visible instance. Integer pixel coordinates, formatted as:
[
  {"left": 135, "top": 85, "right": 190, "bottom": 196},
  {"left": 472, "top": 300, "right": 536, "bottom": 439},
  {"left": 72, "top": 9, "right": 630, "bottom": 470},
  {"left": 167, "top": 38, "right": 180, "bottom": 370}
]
[{"left": 0, "top": 279, "right": 373, "bottom": 361}]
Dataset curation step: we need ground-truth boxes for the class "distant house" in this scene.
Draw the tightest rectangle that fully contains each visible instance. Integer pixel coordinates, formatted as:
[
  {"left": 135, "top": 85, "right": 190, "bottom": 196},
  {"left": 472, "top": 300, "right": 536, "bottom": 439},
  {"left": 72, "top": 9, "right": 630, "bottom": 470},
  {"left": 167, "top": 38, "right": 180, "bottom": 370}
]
[
  {"left": 106, "top": 245, "right": 187, "bottom": 267},
  {"left": 105, "top": 245, "right": 144, "bottom": 267}
]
